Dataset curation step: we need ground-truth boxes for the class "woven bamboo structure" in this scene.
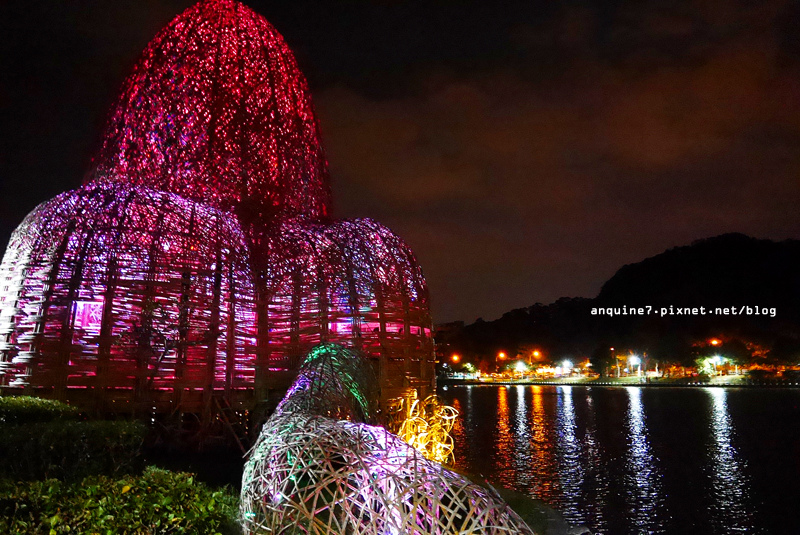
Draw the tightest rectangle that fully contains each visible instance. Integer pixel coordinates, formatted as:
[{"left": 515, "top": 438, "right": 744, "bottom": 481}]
[
  {"left": 0, "top": 0, "right": 434, "bottom": 420},
  {"left": 241, "top": 344, "right": 537, "bottom": 534}
]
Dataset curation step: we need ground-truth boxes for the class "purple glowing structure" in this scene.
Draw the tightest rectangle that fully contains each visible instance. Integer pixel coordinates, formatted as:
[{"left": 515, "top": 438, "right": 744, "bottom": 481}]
[
  {"left": 241, "top": 344, "right": 537, "bottom": 534},
  {"left": 0, "top": 0, "right": 434, "bottom": 418}
]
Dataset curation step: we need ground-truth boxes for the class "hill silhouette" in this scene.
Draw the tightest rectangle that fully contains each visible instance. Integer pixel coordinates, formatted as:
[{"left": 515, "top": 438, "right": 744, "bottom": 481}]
[
  {"left": 438, "top": 234, "right": 800, "bottom": 370},
  {"left": 596, "top": 233, "right": 800, "bottom": 314}
]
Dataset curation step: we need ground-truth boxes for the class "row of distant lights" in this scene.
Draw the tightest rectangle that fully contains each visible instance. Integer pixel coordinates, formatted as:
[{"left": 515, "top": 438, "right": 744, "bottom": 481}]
[
  {"left": 448, "top": 337, "right": 800, "bottom": 387},
  {"left": 451, "top": 338, "right": 726, "bottom": 367},
  {"left": 451, "top": 350, "right": 577, "bottom": 371}
]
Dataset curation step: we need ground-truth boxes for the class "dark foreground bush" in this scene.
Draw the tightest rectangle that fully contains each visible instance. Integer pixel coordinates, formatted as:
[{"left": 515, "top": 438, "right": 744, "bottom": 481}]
[
  {"left": 0, "top": 396, "right": 81, "bottom": 425},
  {"left": 0, "top": 420, "right": 146, "bottom": 481},
  {"left": 0, "top": 466, "right": 240, "bottom": 535}
]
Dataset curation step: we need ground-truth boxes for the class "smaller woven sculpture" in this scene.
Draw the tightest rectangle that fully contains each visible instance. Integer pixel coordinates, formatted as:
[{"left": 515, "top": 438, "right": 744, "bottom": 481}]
[{"left": 241, "top": 343, "right": 537, "bottom": 534}]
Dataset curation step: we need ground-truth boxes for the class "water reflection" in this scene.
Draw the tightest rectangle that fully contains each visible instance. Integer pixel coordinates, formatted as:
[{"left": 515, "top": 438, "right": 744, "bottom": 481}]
[
  {"left": 555, "top": 386, "right": 586, "bottom": 525},
  {"left": 529, "top": 385, "right": 558, "bottom": 499},
  {"left": 512, "top": 386, "right": 533, "bottom": 476},
  {"left": 439, "top": 385, "right": 788, "bottom": 535},
  {"left": 625, "top": 387, "right": 664, "bottom": 534},
  {"left": 582, "top": 391, "right": 607, "bottom": 529},
  {"left": 706, "top": 388, "right": 755, "bottom": 533},
  {"left": 494, "top": 386, "right": 515, "bottom": 489}
]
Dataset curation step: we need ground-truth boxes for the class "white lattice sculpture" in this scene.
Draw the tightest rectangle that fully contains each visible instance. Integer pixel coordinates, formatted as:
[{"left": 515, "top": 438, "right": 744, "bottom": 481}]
[{"left": 241, "top": 344, "right": 537, "bottom": 534}]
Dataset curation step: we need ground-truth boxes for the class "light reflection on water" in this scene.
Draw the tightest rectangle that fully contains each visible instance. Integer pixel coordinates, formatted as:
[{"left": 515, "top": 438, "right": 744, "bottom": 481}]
[
  {"left": 528, "top": 385, "right": 558, "bottom": 499},
  {"left": 581, "top": 390, "right": 607, "bottom": 529},
  {"left": 513, "top": 386, "right": 533, "bottom": 479},
  {"left": 555, "top": 386, "right": 586, "bottom": 524},
  {"left": 706, "top": 388, "right": 756, "bottom": 534},
  {"left": 493, "top": 385, "right": 513, "bottom": 489},
  {"left": 442, "top": 385, "right": 786, "bottom": 534},
  {"left": 624, "top": 387, "right": 665, "bottom": 534}
]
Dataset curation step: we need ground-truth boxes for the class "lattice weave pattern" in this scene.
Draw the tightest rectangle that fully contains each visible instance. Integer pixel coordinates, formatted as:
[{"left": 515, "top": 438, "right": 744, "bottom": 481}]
[
  {"left": 0, "top": 0, "right": 435, "bottom": 412},
  {"left": 241, "top": 344, "right": 537, "bottom": 534},
  {"left": 388, "top": 390, "right": 458, "bottom": 465}
]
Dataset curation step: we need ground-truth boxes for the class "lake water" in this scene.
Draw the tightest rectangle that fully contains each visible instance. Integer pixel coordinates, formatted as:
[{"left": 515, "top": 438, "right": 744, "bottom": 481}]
[{"left": 437, "top": 384, "right": 800, "bottom": 535}]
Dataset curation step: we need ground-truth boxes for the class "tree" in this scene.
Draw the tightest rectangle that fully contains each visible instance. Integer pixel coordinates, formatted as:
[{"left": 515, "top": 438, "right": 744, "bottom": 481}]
[{"left": 590, "top": 345, "right": 614, "bottom": 377}]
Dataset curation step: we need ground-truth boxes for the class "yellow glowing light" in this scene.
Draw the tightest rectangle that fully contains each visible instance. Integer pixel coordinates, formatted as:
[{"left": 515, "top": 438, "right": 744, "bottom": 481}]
[
  {"left": 710, "top": 339, "right": 721, "bottom": 346},
  {"left": 451, "top": 354, "right": 460, "bottom": 363},
  {"left": 388, "top": 390, "right": 458, "bottom": 464},
  {"left": 498, "top": 352, "right": 506, "bottom": 360},
  {"left": 533, "top": 350, "right": 541, "bottom": 358}
]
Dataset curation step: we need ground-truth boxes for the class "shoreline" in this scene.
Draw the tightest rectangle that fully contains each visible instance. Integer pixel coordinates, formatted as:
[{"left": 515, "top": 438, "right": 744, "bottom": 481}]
[{"left": 438, "top": 378, "right": 800, "bottom": 388}]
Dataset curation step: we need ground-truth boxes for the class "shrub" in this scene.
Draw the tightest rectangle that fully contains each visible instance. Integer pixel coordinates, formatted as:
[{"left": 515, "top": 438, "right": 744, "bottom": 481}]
[
  {"left": 0, "top": 396, "right": 81, "bottom": 426},
  {"left": 747, "top": 369, "right": 776, "bottom": 380},
  {"left": 0, "top": 466, "right": 240, "bottom": 534},
  {"left": 0, "top": 420, "right": 146, "bottom": 481},
  {"left": 782, "top": 369, "right": 800, "bottom": 381}
]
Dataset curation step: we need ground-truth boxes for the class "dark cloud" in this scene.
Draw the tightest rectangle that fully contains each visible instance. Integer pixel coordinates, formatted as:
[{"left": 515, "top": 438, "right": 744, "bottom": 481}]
[
  {"left": 2, "top": 0, "right": 799, "bottom": 323},
  {"left": 316, "top": 1, "right": 800, "bottom": 321}
]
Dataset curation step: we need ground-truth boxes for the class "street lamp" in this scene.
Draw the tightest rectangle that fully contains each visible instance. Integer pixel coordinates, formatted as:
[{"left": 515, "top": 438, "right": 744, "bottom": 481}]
[
  {"left": 451, "top": 354, "right": 460, "bottom": 364},
  {"left": 629, "top": 355, "right": 641, "bottom": 377},
  {"left": 712, "top": 355, "right": 721, "bottom": 376},
  {"left": 611, "top": 347, "right": 620, "bottom": 377},
  {"left": 496, "top": 351, "right": 506, "bottom": 373}
]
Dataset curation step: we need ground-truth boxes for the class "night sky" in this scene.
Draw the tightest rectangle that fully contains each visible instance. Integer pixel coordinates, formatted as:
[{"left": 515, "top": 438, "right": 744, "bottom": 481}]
[{"left": 2, "top": 0, "right": 800, "bottom": 323}]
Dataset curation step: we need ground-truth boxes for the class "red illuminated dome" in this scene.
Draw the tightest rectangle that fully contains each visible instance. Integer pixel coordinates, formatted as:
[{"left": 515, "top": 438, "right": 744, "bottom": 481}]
[
  {"left": 93, "top": 0, "right": 331, "bottom": 221},
  {"left": 0, "top": 0, "right": 434, "bottom": 422}
]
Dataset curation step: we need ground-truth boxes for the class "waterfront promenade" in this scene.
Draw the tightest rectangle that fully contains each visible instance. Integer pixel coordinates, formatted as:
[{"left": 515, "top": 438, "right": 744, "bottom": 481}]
[{"left": 440, "top": 375, "right": 800, "bottom": 388}]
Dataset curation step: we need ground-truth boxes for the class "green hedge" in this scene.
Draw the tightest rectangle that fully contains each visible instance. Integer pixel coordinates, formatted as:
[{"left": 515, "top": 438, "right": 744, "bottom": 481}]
[
  {"left": 0, "top": 396, "right": 81, "bottom": 426},
  {"left": 0, "top": 396, "right": 145, "bottom": 481},
  {"left": 0, "top": 466, "right": 240, "bottom": 534},
  {"left": 0, "top": 419, "right": 146, "bottom": 482}
]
